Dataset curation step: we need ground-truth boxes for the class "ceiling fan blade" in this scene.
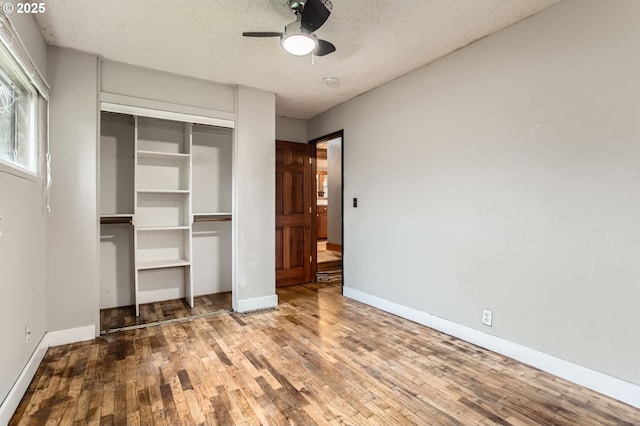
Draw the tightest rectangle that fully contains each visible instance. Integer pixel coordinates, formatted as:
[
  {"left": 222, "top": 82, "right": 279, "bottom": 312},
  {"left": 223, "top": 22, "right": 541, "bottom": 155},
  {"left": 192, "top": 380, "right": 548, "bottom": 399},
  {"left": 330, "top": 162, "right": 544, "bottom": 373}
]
[
  {"left": 301, "top": 0, "right": 333, "bottom": 33},
  {"left": 242, "top": 32, "right": 282, "bottom": 37},
  {"left": 314, "top": 39, "right": 336, "bottom": 56}
]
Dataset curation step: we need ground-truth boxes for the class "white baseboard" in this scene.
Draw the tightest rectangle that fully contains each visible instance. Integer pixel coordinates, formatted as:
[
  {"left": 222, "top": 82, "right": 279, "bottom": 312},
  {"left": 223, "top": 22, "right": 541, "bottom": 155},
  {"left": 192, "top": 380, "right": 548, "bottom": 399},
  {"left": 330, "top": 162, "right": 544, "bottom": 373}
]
[
  {"left": 235, "top": 294, "right": 278, "bottom": 313},
  {"left": 343, "top": 286, "right": 640, "bottom": 409},
  {"left": 0, "top": 336, "right": 48, "bottom": 425},
  {"left": 0, "top": 324, "right": 96, "bottom": 424},
  {"left": 44, "top": 324, "right": 95, "bottom": 347}
]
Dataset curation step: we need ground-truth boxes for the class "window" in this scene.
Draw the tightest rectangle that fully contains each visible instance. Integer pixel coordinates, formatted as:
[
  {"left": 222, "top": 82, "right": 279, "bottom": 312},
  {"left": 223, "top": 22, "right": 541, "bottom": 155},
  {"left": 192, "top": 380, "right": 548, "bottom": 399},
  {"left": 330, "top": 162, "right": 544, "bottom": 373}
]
[
  {"left": 0, "top": 60, "right": 36, "bottom": 173},
  {"left": 0, "top": 16, "right": 46, "bottom": 177}
]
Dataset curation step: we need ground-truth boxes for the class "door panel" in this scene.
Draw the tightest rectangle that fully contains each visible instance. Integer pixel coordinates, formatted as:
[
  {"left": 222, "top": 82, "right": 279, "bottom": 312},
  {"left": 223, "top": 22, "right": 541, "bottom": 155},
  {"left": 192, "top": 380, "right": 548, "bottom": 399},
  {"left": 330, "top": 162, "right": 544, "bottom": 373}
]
[
  {"left": 275, "top": 228, "right": 283, "bottom": 270},
  {"left": 289, "top": 226, "right": 305, "bottom": 268},
  {"left": 275, "top": 171, "right": 283, "bottom": 215},
  {"left": 276, "top": 141, "right": 313, "bottom": 287},
  {"left": 290, "top": 172, "right": 305, "bottom": 213}
]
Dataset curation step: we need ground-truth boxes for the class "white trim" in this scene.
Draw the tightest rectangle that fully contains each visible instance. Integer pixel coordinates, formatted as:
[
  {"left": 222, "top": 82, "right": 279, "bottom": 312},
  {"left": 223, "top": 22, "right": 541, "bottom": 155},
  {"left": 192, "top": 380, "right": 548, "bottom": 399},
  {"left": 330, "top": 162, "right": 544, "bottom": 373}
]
[
  {"left": 100, "top": 93, "right": 235, "bottom": 128},
  {"left": 231, "top": 86, "right": 239, "bottom": 315},
  {"left": 42, "top": 324, "right": 96, "bottom": 347},
  {"left": 0, "top": 325, "right": 95, "bottom": 423},
  {"left": 235, "top": 294, "right": 278, "bottom": 313},
  {"left": 343, "top": 286, "right": 640, "bottom": 409},
  {"left": 0, "top": 160, "right": 41, "bottom": 182},
  {"left": 0, "top": 336, "right": 47, "bottom": 425},
  {"left": 95, "top": 59, "right": 103, "bottom": 338},
  {"left": 0, "top": 14, "right": 49, "bottom": 99}
]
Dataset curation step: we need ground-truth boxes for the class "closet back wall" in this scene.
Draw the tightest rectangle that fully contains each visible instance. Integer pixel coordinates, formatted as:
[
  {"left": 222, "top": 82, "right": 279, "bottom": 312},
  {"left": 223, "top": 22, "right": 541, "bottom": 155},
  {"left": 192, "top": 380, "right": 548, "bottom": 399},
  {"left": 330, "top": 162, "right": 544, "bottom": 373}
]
[
  {"left": 100, "top": 113, "right": 134, "bottom": 308},
  {"left": 192, "top": 125, "right": 233, "bottom": 295}
]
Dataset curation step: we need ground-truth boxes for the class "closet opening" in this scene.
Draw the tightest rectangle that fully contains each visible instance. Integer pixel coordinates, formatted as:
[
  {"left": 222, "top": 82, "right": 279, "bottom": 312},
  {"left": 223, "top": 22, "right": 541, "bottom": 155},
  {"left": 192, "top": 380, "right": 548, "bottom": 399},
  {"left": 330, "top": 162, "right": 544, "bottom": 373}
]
[{"left": 99, "top": 110, "right": 234, "bottom": 333}]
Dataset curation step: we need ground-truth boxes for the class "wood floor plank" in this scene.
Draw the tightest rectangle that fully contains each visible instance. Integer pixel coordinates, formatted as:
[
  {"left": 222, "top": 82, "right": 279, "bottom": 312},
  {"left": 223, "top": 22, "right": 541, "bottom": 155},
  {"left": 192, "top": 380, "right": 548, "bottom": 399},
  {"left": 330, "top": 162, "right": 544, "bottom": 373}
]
[{"left": 10, "top": 283, "right": 640, "bottom": 425}]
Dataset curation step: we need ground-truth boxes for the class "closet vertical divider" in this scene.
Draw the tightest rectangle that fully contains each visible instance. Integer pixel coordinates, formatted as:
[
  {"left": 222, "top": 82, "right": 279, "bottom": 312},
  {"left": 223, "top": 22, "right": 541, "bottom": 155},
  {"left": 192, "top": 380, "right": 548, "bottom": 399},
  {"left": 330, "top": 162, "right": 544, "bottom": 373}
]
[
  {"left": 133, "top": 116, "right": 194, "bottom": 316},
  {"left": 133, "top": 115, "right": 140, "bottom": 316},
  {"left": 184, "top": 122, "right": 194, "bottom": 309}
]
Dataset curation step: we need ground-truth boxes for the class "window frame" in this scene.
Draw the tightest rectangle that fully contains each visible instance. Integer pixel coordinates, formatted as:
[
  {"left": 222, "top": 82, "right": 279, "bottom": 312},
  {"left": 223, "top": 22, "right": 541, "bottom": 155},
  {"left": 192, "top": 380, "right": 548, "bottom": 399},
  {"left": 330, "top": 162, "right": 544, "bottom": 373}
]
[{"left": 0, "top": 14, "right": 49, "bottom": 182}]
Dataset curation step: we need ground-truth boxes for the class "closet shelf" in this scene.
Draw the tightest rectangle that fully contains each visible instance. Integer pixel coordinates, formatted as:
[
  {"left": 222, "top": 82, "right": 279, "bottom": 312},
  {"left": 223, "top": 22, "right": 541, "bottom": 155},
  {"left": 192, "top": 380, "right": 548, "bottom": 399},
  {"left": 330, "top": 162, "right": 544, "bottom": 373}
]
[
  {"left": 137, "top": 226, "right": 190, "bottom": 231},
  {"left": 137, "top": 189, "right": 189, "bottom": 194},
  {"left": 137, "top": 259, "right": 190, "bottom": 270},
  {"left": 193, "top": 212, "right": 232, "bottom": 222},
  {"left": 137, "top": 150, "right": 190, "bottom": 160}
]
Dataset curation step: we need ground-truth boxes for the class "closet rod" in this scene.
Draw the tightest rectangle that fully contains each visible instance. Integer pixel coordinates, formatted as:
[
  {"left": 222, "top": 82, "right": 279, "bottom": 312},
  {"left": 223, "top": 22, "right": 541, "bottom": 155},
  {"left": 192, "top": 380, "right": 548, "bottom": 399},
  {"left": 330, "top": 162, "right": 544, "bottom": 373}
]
[
  {"left": 100, "top": 216, "right": 133, "bottom": 225},
  {"left": 193, "top": 215, "right": 232, "bottom": 223}
]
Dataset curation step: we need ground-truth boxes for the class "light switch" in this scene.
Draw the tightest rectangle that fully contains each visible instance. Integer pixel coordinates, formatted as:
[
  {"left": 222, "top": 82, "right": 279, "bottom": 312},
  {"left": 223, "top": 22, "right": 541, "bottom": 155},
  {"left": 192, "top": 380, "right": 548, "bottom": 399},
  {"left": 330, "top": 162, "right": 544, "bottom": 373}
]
[{"left": 353, "top": 197, "right": 358, "bottom": 208}]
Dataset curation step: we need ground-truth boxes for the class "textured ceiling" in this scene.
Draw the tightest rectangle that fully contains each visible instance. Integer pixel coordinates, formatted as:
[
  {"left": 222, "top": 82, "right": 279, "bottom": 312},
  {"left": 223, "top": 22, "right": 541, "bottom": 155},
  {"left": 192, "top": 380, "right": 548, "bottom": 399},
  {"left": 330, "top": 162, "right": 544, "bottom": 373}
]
[{"left": 35, "top": 0, "right": 561, "bottom": 119}]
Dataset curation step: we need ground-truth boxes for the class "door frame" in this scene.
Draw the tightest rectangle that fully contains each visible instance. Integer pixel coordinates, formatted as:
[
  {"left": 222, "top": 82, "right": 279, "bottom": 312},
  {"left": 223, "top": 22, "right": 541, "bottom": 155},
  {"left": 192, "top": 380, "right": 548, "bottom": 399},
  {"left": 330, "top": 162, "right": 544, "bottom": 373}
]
[{"left": 308, "top": 130, "right": 344, "bottom": 291}]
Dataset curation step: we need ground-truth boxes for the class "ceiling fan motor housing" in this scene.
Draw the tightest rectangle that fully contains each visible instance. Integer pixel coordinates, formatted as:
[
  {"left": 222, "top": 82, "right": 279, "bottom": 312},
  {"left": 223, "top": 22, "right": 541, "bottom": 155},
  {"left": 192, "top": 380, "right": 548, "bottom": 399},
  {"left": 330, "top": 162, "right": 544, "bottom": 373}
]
[{"left": 288, "top": 0, "right": 305, "bottom": 15}]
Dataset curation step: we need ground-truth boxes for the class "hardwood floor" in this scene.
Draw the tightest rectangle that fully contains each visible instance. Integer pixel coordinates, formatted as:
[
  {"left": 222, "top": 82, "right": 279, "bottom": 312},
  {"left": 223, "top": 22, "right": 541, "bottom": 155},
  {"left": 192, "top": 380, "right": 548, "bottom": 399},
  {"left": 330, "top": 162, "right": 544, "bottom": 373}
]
[
  {"left": 317, "top": 241, "right": 341, "bottom": 265},
  {"left": 12, "top": 283, "right": 640, "bottom": 425},
  {"left": 317, "top": 241, "right": 342, "bottom": 277},
  {"left": 100, "top": 292, "right": 232, "bottom": 333}
]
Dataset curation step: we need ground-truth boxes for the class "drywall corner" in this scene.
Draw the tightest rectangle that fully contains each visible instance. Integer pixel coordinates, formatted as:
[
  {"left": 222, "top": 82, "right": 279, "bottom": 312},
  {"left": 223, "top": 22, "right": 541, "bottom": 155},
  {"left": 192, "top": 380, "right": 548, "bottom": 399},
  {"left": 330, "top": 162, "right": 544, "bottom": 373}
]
[{"left": 47, "top": 46, "right": 99, "bottom": 332}]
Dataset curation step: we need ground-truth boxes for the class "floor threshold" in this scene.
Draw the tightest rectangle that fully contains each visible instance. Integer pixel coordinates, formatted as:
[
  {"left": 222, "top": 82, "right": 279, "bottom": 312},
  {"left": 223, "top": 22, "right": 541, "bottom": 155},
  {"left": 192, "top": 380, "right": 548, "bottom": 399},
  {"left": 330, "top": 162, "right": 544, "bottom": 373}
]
[{"left": 100, "top": 308, "right": 233, "bottom": 335}]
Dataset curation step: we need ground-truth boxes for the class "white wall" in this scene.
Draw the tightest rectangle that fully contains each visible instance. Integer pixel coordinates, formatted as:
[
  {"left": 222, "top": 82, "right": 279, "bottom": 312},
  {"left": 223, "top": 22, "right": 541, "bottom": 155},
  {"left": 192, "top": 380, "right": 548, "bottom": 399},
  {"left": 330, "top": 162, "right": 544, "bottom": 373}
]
[
  {"left": 47, "top": 47, "right": 99, "bottom": 332},
  {"left": 0, "top": 174, "right": 48, "bottom": 404},
  {"left": 234, "top": 87, "right": 277, "bottom": 311},
  {"left": 0, "top": 14, "right": 47, "bottom": 406},
  {"left": 101, "top": 60, "right": 235, "bottom": 114},
  {"left": 308, "top": 0, "right": 640, "bottom": 386},
  {"left": 327, "top": 137, "right": 342, "bottom": 245},
  {"left": 276, "top": 116, "right": 307, "bottom": 143}
]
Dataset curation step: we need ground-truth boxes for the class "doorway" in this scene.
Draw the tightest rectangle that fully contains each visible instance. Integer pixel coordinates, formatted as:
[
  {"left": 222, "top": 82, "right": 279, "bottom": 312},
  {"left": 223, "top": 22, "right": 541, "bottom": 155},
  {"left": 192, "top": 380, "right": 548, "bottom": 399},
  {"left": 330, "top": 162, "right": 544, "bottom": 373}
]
[{"left": 310, "top": 131, "right": 343, "bottom": 285}]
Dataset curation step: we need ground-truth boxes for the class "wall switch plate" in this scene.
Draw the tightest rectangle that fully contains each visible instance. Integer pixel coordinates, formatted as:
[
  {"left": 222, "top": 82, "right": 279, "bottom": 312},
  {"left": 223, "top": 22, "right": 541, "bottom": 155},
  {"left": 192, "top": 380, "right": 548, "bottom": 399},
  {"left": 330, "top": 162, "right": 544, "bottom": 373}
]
[
  {"left": 353, "top": 197, "right": 358, "bottom": 208},
  {"left": 482, "top": 309, "right": 493, "bottom": 327}
]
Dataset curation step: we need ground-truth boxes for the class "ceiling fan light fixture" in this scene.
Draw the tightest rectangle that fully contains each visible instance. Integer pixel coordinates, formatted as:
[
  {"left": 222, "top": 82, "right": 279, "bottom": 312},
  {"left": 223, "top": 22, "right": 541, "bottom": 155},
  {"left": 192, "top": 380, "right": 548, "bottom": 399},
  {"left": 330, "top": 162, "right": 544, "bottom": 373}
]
[{"left": 281, "top": 33, "right": 317, "bottom": 56}]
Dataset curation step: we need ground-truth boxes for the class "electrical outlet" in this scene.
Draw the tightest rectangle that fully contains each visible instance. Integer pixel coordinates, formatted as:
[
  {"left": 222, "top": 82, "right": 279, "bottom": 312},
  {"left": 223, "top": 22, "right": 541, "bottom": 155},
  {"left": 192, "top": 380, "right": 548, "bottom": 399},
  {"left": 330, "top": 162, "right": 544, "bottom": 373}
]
[
  {"left": 25, "top": 323, "right": 31, "bottom": 343},
  {"left": 482, "top": 309, "right": 493, "bottom": 327}
]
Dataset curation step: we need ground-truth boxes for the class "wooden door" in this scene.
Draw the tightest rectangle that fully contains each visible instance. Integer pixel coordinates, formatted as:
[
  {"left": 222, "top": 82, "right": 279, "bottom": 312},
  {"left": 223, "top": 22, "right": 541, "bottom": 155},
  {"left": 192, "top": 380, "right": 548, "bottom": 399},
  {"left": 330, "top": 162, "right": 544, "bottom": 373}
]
[{"left": 276, "top": 141, "right": 313, "bottom": 286}]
